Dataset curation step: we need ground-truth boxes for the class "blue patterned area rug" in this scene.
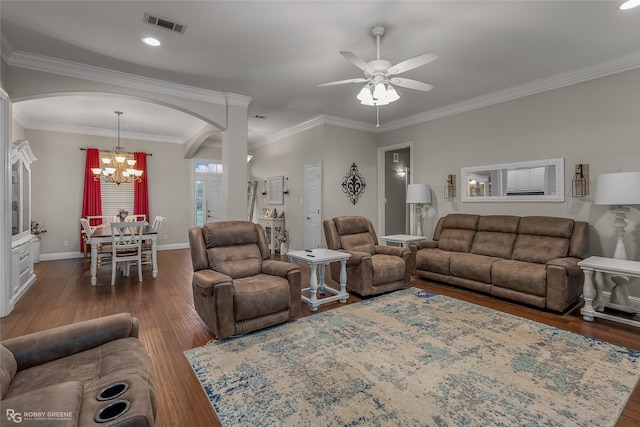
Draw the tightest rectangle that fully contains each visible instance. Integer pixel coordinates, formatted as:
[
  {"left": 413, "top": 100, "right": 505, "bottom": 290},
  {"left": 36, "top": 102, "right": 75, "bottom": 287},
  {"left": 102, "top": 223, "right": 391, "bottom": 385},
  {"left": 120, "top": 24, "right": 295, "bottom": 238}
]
[{"left": 184, "top": 288, "right": 640, "bottom": 426}]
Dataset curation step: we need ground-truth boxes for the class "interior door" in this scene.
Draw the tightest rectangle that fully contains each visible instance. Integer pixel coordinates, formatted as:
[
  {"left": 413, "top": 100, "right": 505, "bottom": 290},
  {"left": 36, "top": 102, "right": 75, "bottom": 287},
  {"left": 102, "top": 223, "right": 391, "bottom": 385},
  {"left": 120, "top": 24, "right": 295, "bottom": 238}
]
[
  {"left": 304, "top": 162, "right": 322, "bottom": 249},
  {"left": 206, "top": 175, "right": 222, "bottom": 223}
]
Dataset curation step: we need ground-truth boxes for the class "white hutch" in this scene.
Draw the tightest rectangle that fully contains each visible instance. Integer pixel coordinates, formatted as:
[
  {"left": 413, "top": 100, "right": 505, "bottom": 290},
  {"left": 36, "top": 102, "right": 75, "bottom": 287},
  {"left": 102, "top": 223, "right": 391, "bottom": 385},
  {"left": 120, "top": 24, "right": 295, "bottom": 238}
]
[{"left": 10, "top": 140, "right": 37, "bottom": 311}]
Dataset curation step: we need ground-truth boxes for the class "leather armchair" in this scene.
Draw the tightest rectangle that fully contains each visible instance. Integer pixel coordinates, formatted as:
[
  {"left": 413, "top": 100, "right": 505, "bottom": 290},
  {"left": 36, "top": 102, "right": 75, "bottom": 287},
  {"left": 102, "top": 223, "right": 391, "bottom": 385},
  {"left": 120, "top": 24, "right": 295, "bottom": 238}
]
[
  {"left": 1, "top": 313, "right": 157, "bottom": 427},
  {"left": 188, "top": 221, "right": 301, "bottom": 339},
  {"left": 323, "top": 216, "right": 413, "bottom": 297}
]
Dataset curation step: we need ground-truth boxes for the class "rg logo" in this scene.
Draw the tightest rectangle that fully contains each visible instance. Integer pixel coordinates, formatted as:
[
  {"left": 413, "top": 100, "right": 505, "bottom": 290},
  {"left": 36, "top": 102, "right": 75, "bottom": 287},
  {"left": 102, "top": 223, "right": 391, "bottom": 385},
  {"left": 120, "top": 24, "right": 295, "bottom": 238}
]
[{"left": 6, "top": 409, "right": 22, "bottom": 423}]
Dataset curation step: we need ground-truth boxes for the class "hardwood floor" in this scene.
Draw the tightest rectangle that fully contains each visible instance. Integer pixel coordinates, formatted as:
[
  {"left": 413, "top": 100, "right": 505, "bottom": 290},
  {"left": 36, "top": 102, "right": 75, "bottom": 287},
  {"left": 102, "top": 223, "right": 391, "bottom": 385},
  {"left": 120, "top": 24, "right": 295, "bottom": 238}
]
[{"left": 1, "top": 249, "right": 638, "bottom": 426}]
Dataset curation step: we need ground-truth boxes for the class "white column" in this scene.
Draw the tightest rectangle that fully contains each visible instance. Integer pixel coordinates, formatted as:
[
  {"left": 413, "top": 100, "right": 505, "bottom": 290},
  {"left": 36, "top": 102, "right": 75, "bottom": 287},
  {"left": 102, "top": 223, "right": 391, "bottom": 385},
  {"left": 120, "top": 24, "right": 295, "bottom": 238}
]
[{"left": 221, "top": 99, "right": 250, "bottom": 220}]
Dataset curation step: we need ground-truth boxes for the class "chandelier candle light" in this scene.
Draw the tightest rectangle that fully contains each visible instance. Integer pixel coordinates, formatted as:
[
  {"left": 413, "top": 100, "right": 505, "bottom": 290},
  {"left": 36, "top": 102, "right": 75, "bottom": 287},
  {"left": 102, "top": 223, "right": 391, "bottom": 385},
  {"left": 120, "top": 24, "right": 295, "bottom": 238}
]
[{"left": 92, "top": 111, "right": 143, "bottom": 185}]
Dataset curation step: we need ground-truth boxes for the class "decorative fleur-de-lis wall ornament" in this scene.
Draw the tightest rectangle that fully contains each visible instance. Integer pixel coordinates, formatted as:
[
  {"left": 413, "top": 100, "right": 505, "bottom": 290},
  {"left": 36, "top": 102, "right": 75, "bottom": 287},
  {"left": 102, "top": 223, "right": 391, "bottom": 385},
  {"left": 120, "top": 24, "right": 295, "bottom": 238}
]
[{"left": 342, "top": 162, "right": 366, "bottom": 205}]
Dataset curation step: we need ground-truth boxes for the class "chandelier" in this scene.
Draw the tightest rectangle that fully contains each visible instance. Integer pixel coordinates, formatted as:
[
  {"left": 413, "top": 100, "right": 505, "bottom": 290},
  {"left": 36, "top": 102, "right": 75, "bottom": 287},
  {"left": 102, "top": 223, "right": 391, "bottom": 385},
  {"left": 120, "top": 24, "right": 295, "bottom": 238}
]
[{"left": 91, "top": 111, "right": 143, "bottom": 185}]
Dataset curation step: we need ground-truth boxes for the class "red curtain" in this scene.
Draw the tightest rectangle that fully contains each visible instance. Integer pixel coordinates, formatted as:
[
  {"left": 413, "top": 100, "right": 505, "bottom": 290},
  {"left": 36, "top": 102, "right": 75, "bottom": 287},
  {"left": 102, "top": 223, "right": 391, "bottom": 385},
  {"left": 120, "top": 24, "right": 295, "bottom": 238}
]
[
  {"left": 134, "top": 152, "right": 150, "bottom": 220},
  {"left": 81, "top": 148, "right": 102, "bottom": 253}
]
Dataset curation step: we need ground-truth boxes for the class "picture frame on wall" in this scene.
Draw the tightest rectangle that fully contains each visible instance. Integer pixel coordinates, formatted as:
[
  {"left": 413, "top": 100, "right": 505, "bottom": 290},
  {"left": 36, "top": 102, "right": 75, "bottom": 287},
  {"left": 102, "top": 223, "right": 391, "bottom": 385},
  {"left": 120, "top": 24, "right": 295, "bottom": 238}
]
[{"left": 267, "top": 176, "right": 284, "bottom": 205}]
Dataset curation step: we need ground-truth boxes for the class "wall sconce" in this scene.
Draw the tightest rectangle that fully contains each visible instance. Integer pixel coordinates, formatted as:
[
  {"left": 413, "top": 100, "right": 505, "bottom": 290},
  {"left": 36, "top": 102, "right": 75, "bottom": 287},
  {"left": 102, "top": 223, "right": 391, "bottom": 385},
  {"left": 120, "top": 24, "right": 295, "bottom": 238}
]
[
  {"left": 444, "top": 174, "right": 456, "bottom": 199},
  {"left": 283, "top": 177, "right": 289, "bottom": 195},
  {"left": 261, "top": 180, "right": 267, "bottom": 196},
  {"left": 572, "top": 164, "right": 589, "bottom": 198}
]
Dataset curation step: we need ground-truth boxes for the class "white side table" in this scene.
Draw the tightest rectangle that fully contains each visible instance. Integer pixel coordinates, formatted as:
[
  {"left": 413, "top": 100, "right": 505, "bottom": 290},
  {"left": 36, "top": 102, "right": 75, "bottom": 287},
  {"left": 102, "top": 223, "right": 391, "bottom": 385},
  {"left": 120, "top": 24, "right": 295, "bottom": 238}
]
[
  {"left": 579, "top": 256, "right": 640, "bottom": 328},
  {"left": 287, "top": 248, "right": 351, "bottom": 312},
  {"left": 380, "top": 234, "right": 427, "bottom": 247}
]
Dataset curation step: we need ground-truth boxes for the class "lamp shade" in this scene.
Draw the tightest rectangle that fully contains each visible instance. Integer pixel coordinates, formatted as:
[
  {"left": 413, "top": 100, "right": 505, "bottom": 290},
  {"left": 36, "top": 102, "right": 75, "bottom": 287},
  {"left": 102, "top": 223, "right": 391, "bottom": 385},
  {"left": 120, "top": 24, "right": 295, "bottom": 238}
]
[
  {"left": 406, "top": 184, "right": 432, "bottom": 204},
  {"left": 593, "top": 172, "right": 640, "bottom": 205}
]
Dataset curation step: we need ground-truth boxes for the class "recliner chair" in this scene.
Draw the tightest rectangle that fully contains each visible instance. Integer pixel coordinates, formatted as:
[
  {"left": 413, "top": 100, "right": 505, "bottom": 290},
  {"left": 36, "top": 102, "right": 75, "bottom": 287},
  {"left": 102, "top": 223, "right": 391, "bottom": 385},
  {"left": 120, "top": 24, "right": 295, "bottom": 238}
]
[
  {"left": 188, "top": 221, "right": 301, "bottom": 339},
  {"left": 323, "top": 216, "right": 413, "bottom": 297}
]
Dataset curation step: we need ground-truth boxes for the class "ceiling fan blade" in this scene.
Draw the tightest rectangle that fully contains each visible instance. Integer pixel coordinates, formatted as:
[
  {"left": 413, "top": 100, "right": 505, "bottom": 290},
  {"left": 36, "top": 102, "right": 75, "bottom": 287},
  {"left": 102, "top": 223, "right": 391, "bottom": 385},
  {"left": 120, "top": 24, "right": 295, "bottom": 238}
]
[
  {"left": 317, "top": 78, "right": 368, "bottom": 87},
  {"left": 389, "top": 78, "right": 434, "bottom": 92},
  {"left": 340, "top": 51, "right": 375, "bottom": 74},
  {"left": 388, "top": 51, "right": 439, "bottom": 75}
]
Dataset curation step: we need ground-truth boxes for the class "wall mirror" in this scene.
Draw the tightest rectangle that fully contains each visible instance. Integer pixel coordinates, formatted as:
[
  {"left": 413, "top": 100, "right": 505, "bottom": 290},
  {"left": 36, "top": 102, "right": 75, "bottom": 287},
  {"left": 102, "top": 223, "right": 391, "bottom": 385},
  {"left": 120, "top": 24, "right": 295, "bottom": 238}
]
[
  {"left": 267, "top": 176, "right": 284, "bottom": 205},
  {"left": 461, "top": 158, "right": 564, "bottom": 202}
]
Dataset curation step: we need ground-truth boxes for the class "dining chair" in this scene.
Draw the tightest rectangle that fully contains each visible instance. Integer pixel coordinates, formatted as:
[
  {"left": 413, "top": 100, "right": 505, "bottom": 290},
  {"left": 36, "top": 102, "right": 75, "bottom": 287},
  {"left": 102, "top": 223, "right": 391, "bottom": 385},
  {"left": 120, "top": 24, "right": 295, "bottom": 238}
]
[
  {"left": 80, "top": 218, "right": 111, "bottom": 264},
  {"left": 110, "top": 221, "right": 145, "bottom": 286},
  {"left": 142, "top": 216, "right": 165, "bottom": 267}
]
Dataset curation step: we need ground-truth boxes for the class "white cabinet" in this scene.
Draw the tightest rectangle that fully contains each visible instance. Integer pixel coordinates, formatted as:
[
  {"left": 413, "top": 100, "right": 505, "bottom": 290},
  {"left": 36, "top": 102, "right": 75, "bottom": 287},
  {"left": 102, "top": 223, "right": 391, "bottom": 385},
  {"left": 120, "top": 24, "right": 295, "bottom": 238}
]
[
  {"left": 10, "top": 140, "right": 37, "bottom": 311},
  {"left": 506, "top": 166, "right": 546, "bottom": 194}
]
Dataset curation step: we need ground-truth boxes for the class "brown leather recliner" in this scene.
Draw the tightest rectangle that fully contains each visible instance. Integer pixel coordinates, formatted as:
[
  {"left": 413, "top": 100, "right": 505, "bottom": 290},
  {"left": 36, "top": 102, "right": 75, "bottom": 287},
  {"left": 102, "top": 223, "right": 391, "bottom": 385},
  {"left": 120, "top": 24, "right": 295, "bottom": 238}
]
[
  {"left": 188, "top": 221, "right": 301, "bottom": 339},
  {"left": 323, "top": 216, "right": 413, "bottom": 297}
]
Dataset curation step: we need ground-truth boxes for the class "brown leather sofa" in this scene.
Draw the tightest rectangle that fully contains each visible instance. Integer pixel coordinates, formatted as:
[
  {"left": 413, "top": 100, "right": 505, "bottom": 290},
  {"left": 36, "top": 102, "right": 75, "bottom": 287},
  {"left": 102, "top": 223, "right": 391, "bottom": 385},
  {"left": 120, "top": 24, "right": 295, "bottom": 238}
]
[
  {"left": 0, "top": 313, "right": 157, "bottom": 426},
  {"left": 410, "top": 214, "right": 589, "bottom": 312},
  {"left": 189, "top": 221, "right": 301, "bottom": 339},
  {"left": 323, "top": 216, "right": 413, "bottom": 297}
]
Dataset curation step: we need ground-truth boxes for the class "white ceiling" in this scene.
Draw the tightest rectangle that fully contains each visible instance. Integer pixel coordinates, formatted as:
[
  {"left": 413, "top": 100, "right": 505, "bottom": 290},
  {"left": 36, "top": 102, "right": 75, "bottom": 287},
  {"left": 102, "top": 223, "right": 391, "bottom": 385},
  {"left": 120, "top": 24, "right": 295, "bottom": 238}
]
[{"left": 2, "top": 1, "right": 640, "bottom": 148}]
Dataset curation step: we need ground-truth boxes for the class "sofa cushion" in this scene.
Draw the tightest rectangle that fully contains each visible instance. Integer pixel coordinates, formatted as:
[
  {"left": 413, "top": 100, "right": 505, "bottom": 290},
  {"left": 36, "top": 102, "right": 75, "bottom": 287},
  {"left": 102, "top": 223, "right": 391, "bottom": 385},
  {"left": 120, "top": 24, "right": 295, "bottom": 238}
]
[
  {"left": 450, "top": 253, "right": 500, "bottom": 284},
  {"left": 518, "top": 216, "right": 574, "bottom": 239},
  {"left": 339, "top": 233, "right": 375, "bottom": 255},
  {"left": 1, "top": 381, "right": 83, "bottom": 426},
  {"left": 1, "top": 344, "right": 16, "bottom": 399},
  {"left": 233, "top": 274, "right": 291, "bottom": 322},
  {"left": 477, "top": 215, "right": 520, "bottom": 233},
  {"left": 208, "top": 244, "right": 263, "bottom": 278},
  {"left": 334, "top": 216, "right": 371, "bottom": 235},
  {"left": 512, "top": 235, "right": 569, "bottom": 264},
  {"left": 471, "top": 231, "right": 517, "bottom": 259},
  {"left": 372, "top": 254, "right": 405, "bottom": 285},
  {"left": 438, "top": 229, "right": 476, "bottom": 253},
  {"left": 442, "top": 214, "right": 480, "bottom": 231},
  {"left": 491, "top": 259, "right": 547, "bottom": 297},
  {"left": 416, "top": 248, "right": 452, "bottom": 275}
]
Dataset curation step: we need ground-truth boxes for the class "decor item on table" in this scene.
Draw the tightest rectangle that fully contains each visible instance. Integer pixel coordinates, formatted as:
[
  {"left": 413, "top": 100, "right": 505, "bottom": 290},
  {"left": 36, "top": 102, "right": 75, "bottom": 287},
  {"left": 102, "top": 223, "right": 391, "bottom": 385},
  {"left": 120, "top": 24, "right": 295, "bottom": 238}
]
[
  {"left": 188, "top": 221, "right": 301, "bottom": 339},
  {"left": 317, "top": 26, "right": 437, "bottom": 126},
  {"left": 405, "top": 183, "right": 431, "bottom": 236},
  {"left": 266, "top": 176, "right": 284, "bottom": 205},
  {"left": 184, "top": 288, "right": 640, "bottom": 427},
  {"left": 341, "top": 162, "right": 366, "bottom": 205},
  {"left": 323, "top": 215, "right": 411, "bottom": 297},
  {"left": 90, "top": 111, "right": 143, "bottom": 185},
  {"left": 117, "top": 209, "right": 129, "bottom": 222},
  {"left": 1, "top": 313, "right": 157, "bottom": 427},
  {"left": 593, "top": 170, "right": 640, "bottom": 308},
  {"left": 30, "top": 220, "right": 47, "bottom": 239},
  {"left": 276, "top": 227, "right": 289, "bottom": 254},
  {"left": 571, "top": 163, "right": 589, "bottom": 198},
  {"left": 444, "top": 173, "right": 456, "bottom": 199},
  {"left": 410, "top": 214, "right": 589, "bottom": 312},
  {"left": 271, "top": 208, "right": 278, "bottom": 218}
]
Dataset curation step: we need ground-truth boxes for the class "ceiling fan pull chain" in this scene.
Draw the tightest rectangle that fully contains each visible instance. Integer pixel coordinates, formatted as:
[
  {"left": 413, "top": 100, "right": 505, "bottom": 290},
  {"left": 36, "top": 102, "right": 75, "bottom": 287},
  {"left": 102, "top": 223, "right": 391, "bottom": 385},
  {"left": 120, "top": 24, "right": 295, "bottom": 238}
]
[{"left": 376, "top": 106, "right": 380, "bottom": 128}]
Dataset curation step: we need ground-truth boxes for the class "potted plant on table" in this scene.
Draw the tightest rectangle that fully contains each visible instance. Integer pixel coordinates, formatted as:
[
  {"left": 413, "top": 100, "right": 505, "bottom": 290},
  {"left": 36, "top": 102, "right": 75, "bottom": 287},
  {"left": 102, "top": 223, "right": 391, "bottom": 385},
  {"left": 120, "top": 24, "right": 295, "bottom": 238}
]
[{"left": 30, "top": 220, "right": 47, "bottom": 263}]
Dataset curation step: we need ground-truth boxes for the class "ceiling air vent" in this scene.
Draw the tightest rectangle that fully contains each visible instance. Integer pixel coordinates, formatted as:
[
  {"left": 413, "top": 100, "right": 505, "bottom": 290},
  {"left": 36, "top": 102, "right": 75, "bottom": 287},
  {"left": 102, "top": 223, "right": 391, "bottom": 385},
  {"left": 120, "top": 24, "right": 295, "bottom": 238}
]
[{"left": 143, "top": 13, "right": 186, "bottom": 34}]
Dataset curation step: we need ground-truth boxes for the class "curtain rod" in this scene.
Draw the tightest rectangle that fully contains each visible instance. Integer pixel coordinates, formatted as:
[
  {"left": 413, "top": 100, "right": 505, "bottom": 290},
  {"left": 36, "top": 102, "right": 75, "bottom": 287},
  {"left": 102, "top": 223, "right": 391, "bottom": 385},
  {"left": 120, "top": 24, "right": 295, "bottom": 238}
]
[{"left": 80, "top": 148, "right": 152, "bottom": 156}]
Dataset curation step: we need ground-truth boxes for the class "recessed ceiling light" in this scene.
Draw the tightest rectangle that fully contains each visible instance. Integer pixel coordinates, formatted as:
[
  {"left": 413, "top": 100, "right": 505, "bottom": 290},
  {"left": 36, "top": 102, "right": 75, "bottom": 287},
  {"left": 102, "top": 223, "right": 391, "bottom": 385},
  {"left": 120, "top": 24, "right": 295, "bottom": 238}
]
[
  {"left": 142, "top": 37, "right": 161, "bottom": 47},
  {"left": 620, "top": 0, "right": 640, "bottom": 10}
]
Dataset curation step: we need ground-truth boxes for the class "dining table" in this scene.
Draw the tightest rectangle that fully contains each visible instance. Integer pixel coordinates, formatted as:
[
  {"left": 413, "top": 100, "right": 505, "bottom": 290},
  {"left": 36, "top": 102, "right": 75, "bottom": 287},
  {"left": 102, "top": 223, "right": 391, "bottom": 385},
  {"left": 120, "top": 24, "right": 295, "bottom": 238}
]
[{"left": 88, "top": 223, "right": 158, "bottom": 286}]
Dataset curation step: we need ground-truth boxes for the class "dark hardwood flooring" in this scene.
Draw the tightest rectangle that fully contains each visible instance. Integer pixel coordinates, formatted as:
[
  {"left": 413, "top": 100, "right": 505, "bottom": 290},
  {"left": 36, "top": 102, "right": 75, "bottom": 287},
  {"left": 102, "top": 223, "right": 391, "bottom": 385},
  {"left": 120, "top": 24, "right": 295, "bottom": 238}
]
[{"left": 1, "top": 249, "right": 638, "bottom": 426}]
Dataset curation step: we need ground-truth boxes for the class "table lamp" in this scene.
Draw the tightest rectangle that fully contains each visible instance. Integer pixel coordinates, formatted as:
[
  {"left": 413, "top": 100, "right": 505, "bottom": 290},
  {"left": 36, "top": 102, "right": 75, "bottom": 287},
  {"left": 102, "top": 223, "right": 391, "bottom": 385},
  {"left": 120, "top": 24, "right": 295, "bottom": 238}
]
[{"left": 406, "top": 184, "right": 431, "bottom": 236}]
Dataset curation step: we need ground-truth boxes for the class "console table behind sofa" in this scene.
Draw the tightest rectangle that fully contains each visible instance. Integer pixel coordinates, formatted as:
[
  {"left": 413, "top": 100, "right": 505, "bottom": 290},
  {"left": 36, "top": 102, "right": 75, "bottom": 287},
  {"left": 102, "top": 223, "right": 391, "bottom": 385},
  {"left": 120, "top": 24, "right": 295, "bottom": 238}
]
[{"left": 410, "top": 214, "right": 589, "bottom": 312}]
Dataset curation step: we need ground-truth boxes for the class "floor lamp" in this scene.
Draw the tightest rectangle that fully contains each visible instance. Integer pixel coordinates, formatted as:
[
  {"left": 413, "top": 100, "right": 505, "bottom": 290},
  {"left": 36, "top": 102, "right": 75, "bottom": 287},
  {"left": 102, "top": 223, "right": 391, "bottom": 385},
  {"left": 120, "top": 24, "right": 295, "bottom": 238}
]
[
  {"left": 406, "top": 184, "right": 431, "bottom": 236},
  {"left": 594, "top": 171, "right": 640, "bottom": 307}
]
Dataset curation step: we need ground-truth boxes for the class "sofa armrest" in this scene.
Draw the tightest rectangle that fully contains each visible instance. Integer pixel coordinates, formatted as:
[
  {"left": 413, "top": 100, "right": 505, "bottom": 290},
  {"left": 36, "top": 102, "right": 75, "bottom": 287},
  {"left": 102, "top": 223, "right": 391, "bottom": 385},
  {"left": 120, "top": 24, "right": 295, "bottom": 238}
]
[
  {"left": 2, "top": 313, "right": 139, "bottom": 371},
  {"left": 546, "top": 257, "right": 582, "bottom": 276},
  {"left": 411, "top": 240, "right": 437, "bottom": 251},
  {"left": 343, "top": 251, "right": 371, "bottom": 266},
  {"left": 262, "top": 259, "right": 300, "bottom": 278},
  {"left": 374, "top": 245, "right": 409, "bottom": 257},
  {"left": 1, "top": 381, "right": 84, "bottom": 423},
  {"left": 192, "top": 269, "right": 232, "bottom": 297}
]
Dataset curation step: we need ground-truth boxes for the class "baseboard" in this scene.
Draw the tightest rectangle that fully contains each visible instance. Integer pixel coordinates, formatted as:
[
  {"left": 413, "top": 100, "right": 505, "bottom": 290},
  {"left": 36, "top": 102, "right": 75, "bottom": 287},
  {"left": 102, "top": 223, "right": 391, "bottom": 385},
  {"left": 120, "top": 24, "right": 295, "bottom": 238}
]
[{"left": 38, "top": 243, "right": 190, "bottom": 262}]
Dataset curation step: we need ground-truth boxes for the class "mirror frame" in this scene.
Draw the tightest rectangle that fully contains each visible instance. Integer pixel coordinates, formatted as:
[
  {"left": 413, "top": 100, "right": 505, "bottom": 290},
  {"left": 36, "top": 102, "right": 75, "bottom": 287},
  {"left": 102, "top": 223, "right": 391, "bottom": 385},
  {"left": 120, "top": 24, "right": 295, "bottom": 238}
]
[{"left": 461, "top": 158, "right": 564, "bottom": 202}]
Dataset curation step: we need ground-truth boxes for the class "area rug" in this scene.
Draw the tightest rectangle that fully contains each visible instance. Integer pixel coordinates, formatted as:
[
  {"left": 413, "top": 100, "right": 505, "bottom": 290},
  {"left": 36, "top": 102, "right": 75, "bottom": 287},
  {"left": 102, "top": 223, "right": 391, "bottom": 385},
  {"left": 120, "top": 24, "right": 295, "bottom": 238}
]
[{"left": 184, "top": 288, "right": 640, "bottom": 426}]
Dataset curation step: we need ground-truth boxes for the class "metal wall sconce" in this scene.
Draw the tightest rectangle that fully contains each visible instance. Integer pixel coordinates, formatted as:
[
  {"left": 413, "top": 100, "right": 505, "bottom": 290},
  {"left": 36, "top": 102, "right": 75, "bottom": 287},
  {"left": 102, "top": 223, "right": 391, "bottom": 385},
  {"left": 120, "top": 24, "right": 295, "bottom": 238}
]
[
  {"left": 444, "top": 174, "right": 456, "bottom": 199},
  {"left": 572, "top": 164, "right": 589, "bottom": 198},
  {"left": 261, "top": 180, "right": 267, "bottom": 196},
  {"left": 283, "top": 177, "right": 289, "bottom": 195}
]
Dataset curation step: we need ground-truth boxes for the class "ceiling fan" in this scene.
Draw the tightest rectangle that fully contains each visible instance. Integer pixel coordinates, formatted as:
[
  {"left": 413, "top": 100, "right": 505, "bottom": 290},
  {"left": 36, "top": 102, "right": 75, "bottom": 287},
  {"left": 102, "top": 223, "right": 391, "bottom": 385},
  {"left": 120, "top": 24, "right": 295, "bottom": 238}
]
[{"left": 318, "top": 26, "right": 438, "bottom": 107}]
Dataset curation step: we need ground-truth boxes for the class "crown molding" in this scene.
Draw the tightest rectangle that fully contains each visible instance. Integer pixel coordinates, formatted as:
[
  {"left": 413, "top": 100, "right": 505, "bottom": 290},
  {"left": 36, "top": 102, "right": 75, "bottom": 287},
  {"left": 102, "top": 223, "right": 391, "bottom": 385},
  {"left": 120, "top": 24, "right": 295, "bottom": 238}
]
[
  {"left": 256, "top": 114, "right": 375, "bottom": 147},
  {"left": 1, "top": 38, "right": 15, "bottom": 62},
  {"left": 5, "top": 49, "right": 251, "bottom": 106},
  {"left": 380, "top": 52, "right": 640, "bottom": 132}
]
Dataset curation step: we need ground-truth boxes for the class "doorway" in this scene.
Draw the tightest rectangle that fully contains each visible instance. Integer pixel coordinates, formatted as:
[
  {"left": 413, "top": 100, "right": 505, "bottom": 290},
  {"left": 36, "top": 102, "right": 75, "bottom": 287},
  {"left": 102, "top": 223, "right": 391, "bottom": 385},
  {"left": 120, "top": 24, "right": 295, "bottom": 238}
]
[
  {"left": 194, "top": 160, "right": 223, "bottom": 227},
  {"left": 304, "top": 162, "right": 322, "bottom": 249},
  {"left": 377, "top": 142, "right": 413, "bottom": 236}
]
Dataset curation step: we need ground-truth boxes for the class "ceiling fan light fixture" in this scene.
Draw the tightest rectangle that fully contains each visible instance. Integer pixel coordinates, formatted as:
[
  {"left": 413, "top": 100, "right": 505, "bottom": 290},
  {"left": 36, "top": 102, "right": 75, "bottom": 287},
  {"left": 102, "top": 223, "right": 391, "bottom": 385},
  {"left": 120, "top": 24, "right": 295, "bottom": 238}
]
[{"left": 620, "top": 0, "right": 640, "bottom": 10}]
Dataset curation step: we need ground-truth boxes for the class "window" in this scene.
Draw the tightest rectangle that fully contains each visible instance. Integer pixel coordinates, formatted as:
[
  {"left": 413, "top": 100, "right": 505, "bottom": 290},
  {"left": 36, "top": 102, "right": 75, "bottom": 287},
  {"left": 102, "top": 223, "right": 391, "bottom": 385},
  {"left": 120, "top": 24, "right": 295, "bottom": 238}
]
[
  {"left": 101, "top": 181, "right": 133, "bottom": 219},
  {"left": 194, "top": 160, "right": 222, "bottom": 226}
]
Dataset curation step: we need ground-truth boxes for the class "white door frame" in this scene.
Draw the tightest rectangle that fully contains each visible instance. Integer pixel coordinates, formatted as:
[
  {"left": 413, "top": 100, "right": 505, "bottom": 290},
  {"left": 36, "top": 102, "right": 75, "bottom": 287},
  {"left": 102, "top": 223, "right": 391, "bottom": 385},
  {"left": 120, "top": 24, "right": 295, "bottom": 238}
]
[{"left": 377, "top": 141, "right": 414, "bottom": 236}]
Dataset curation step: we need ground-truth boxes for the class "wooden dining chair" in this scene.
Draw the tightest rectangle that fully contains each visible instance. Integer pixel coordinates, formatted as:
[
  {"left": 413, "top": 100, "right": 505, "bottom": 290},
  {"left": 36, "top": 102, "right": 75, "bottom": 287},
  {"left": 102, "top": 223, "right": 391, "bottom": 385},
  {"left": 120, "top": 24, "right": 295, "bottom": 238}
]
[
  {"left": 80, "top": 218, "right": 111, "bottom": 265},
  {"left": 110, "top": 221, "right": 145, "bottom": 286},
  {"left": 142, "top": 216, "right": 165, "bottom": 267}
]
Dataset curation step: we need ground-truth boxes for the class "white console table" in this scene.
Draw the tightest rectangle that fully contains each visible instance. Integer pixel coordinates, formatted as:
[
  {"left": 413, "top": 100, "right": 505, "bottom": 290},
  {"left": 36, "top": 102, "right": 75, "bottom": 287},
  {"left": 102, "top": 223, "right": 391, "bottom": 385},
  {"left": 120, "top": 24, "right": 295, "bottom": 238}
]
[
  {"left": 258, "top": 217, "right": 285, "bottom": 254},
  {"left": 579, "top": 256, "right": 640, "bottom": 328}
]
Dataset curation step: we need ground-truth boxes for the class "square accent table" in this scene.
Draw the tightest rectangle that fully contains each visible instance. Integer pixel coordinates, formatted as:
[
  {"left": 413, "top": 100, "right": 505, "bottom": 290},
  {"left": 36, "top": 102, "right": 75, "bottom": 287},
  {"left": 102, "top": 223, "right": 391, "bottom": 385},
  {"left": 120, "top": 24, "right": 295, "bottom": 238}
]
[
  {"left": 578, "top": 256, "right": 640, "bottom": 328},
  {"left": 380, "top": 234, "right": 427, "bottom": 247},
  {"left": 287, "top": 249, "right": 351, "bottom": 312}
]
